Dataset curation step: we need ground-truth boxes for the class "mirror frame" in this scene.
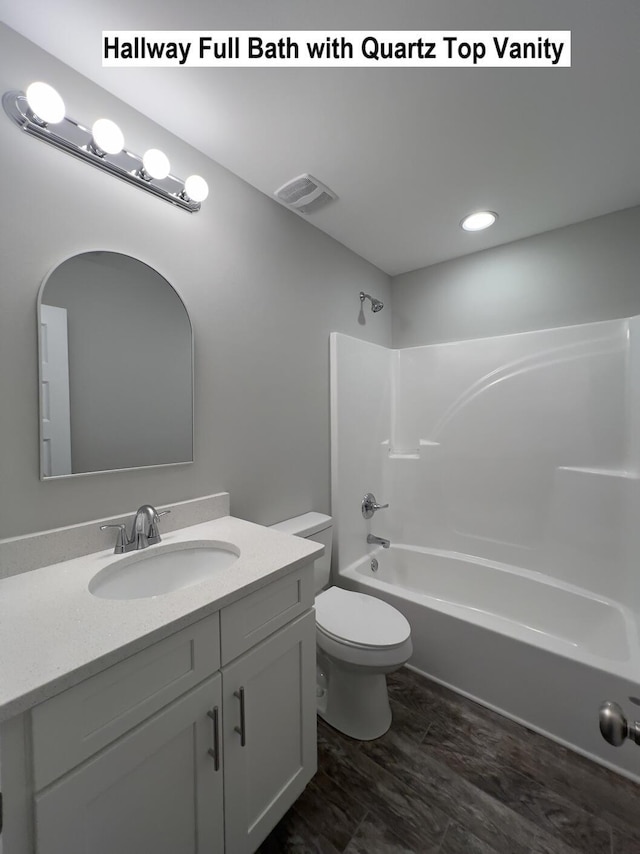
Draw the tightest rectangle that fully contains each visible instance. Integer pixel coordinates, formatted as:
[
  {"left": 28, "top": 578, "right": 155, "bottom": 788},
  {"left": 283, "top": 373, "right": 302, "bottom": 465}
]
[{"left": 36, "top": 250, "right": 195, "bottom": 480}]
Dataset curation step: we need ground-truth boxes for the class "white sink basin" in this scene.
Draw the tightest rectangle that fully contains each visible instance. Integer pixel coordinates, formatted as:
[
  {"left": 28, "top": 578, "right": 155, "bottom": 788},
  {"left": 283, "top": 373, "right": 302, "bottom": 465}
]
[{"left": 89, "top": 541, "right": 240, "bottom": 600}]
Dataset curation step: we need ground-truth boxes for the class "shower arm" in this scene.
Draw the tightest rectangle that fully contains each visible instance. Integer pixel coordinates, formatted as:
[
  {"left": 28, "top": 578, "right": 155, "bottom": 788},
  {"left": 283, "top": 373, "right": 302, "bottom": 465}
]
[{"left": 359, "top": 291, "right": 384, "bottom": 313}]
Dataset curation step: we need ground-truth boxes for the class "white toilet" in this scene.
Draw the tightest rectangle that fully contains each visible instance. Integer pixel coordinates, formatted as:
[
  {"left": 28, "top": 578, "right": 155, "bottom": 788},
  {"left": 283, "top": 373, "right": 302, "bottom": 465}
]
[{"left": 270, "top": 512, "right": 412, "bottom": 740}]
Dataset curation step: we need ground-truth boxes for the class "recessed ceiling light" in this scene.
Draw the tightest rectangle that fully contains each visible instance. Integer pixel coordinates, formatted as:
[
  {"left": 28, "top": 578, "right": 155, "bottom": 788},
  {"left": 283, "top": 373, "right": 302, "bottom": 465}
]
[{"left": 461, "top": 210, "right": 498, "bottom": 232}]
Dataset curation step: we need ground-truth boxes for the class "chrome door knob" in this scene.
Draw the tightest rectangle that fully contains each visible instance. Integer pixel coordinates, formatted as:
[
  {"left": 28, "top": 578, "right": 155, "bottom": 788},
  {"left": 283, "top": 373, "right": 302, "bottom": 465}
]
[{"left": 599, "top": 700, "right": 640, "bottom": 747}]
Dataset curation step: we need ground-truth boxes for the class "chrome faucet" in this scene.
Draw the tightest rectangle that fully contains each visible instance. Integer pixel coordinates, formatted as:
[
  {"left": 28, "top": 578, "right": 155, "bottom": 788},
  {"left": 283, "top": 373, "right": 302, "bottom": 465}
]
[
  {"left": 100, "top": 505, "right": 171, "bottom": 554},
  {"left": 367, "top": 533, "right": 391, "bottom": 549},
  {"left": 361, "top": 492, "right": 389, "bottom": 519}
]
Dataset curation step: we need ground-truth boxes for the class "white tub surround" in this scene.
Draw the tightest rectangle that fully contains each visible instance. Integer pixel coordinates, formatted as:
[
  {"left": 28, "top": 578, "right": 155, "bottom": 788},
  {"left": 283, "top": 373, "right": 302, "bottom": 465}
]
[{"left": 331, "top": 321, "right": 640, "bottom": 781}]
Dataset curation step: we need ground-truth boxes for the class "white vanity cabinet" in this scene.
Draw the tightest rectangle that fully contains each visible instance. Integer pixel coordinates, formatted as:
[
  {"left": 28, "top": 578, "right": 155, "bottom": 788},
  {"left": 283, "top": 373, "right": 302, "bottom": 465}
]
[
  {"left": 221, "top": 609, "right": 316, "bottom": 853},
  {"left": 2, "top": 564, "right": 316, "bottom": 854},
  {"left": 34, "top": 674, "right": 225, "bottom": 854}
]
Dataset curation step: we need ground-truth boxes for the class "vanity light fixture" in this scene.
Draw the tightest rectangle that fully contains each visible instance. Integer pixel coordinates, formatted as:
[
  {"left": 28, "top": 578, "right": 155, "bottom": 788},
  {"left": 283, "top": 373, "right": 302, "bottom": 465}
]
[
  {"left": 90, "top": 118, "right": 125, "bottom": 156},
  {"left": 461, "top": 210, "right": 498, "bottom": 231},
  {"left": 183, "top": 174, "right": 210, "bottom": 203},
  {"left": 141, "top": 148, "right": 171, "bottom": 181},
  {"left": 3, "top": 82, "right": 208, "bottom": 213},
  {"left": 25, "top": 81, "right": 65, "bottom": 124}
]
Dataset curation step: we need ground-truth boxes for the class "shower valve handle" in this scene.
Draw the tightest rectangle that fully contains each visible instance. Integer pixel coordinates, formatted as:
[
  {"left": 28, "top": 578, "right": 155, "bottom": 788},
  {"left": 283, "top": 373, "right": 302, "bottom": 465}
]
[
  {"left": 599, "top": 701, "right": 640, "bottom": 747},
  {"left": 362, "top": 493, "right": 389, "bottom": 519}
]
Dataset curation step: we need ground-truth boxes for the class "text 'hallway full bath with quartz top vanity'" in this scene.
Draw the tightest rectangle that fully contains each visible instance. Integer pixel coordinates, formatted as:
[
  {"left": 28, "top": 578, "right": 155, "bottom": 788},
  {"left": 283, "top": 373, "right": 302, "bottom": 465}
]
[{"left": 4, "top": 10, "right": 640, "bottom": 849}]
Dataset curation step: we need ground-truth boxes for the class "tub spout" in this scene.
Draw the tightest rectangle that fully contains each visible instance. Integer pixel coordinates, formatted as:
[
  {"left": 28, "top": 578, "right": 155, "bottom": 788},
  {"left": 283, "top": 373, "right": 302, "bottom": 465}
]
[{"left": 367, "top": 534, "right": 390, "bottom": 549}]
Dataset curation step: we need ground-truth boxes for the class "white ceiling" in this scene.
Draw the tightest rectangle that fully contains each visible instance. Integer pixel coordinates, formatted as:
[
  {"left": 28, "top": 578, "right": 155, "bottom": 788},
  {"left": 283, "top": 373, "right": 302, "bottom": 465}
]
[{"left": 3, "top": 0, "right": 640, "bottom": 276}]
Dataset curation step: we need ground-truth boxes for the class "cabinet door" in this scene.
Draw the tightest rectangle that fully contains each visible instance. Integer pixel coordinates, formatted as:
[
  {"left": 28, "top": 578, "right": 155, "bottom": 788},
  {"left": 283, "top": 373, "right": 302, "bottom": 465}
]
[
  {"left": 222, "top": 610, "right": 317, "bottom": 854},
  {"left": 34, "top": 675, "right": 224, "bottom": 854}
]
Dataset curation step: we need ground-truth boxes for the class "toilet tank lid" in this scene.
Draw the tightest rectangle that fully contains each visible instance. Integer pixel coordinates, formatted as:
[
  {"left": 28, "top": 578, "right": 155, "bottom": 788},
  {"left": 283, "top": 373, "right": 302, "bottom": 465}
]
[{"left": 269, "top": 512, "right": 332, "bottom": 538}]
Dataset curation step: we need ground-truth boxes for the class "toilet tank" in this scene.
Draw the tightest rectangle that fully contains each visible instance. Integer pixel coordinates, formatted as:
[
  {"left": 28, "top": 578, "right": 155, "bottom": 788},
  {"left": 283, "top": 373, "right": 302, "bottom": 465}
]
[{"left": 269, "top": 512, "right": 333, "bottom": 593}]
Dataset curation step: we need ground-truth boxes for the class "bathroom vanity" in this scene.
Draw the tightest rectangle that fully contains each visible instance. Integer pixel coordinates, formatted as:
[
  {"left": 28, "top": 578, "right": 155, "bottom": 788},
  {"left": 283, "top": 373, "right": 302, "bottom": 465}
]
[{"left": 0, "top": 509, "right": 321, "bottom": 854}]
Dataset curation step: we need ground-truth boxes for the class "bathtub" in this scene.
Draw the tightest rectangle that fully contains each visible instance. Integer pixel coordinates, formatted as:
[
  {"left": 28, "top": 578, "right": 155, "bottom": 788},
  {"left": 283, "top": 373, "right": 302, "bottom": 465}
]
[{"left": 339, "top": 544, "right": 640, "bottom": 781}]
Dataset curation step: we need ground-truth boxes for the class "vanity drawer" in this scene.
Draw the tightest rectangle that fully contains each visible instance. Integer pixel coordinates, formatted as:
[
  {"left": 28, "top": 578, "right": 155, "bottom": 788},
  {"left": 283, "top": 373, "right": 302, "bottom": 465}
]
[
  {"left": 220, "top": 566, "right": 314, "bottom": 664},
  {"left": 31, "top": 613, "right": 220, "bottom": 789}
]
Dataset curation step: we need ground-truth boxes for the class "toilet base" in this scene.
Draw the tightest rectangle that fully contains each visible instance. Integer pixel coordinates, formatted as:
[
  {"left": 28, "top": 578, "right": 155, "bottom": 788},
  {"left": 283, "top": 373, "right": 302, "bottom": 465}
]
[{"left": 318, "top": 666, "right": 392, "bottom": 740}]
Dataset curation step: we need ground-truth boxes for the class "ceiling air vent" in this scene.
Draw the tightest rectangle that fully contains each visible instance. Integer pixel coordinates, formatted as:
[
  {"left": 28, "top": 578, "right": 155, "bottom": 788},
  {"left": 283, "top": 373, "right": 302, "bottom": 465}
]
[{"left": 274, "top": 173, "right": 338, "bottom": 214}]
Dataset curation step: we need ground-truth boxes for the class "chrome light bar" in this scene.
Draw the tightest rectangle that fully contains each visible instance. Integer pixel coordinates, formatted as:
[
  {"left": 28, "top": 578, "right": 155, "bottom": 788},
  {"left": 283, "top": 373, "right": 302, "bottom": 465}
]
[{"left": 3, "top": 88, "right": 207, "bottom": 213}]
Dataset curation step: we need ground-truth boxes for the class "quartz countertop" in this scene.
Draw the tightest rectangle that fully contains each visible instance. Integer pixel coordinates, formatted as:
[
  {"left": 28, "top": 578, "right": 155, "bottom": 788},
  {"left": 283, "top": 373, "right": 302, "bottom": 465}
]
[{"left": 0, "top": 515, "right": 322, "bottom": 723}]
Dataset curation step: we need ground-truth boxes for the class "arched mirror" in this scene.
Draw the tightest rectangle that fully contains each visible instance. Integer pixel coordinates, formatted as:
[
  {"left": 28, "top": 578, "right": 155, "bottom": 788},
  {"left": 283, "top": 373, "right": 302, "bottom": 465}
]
[{"left": 38, "top": 251, "right": 193, "bottom": 478}]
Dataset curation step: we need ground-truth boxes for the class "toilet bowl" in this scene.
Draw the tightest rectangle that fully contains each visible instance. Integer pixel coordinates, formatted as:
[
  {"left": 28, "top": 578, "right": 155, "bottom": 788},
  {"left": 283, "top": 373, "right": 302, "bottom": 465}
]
[{"left": 270, "top": 513, "right": 412, "bottom": 740}]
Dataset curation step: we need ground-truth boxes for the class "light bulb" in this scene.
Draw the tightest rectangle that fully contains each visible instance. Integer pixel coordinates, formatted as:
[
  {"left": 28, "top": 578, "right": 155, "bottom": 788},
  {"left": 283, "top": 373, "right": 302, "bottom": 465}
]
[
  {"left": 25, "top": 81, "right": 65, "bottom": 124},
  {"left": 461, "top": 211, "right": 498, "bottom": 232},
  {"left": 91, "top": 118, "right": 124, "bottom": 155},
  {"left": 142, "top": 148, "right": 170, "bottom": 180},
  {"left": 184, "top": 175, "right": 209, "bottom": 202}
]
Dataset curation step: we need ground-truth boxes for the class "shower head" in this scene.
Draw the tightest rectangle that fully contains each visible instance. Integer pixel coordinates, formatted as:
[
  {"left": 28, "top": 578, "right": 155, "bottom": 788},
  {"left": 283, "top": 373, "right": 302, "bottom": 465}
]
[{"left": 359, "top": 291, "right": 384, "bottom": 313}]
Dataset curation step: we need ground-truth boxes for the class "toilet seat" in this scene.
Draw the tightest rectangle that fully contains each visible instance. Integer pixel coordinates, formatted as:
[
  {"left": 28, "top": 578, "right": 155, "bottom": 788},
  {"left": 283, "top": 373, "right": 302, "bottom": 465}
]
[{"left": 315, "top": 587, "right": 410, "bottom": 649}]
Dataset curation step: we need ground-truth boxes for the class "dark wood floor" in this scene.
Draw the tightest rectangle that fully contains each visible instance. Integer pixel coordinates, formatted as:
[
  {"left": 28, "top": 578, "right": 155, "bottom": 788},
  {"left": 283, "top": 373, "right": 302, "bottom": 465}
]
[{"left": 258, "top": 667, "right": 640, "bottom": 854}]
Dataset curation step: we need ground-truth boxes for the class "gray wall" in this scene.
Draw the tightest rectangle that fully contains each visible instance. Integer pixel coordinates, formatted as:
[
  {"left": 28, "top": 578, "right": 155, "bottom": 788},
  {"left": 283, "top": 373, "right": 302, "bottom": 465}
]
[
  {"left": 0, "top": 24, "right": 391, "bottom": 539},
  {"left": 392, "top": 206, "right": 640, "bottom": 348}
]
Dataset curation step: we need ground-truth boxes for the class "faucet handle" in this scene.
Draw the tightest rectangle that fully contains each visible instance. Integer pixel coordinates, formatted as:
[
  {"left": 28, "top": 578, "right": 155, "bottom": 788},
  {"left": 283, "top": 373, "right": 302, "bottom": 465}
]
[
  {"left": 100, "top": 523, "right": 127, "bottom": 554},
  {"left": 361, "top": 493, "right": 389, "bottom": 519},
  {"left": 149, "top": 509, "right": 171, "bottom": 542}
]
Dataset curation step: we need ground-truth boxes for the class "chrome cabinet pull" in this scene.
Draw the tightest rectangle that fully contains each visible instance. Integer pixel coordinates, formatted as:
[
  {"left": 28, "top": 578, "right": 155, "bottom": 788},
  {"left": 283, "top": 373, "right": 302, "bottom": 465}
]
[
  {"left": 234, "top": 687, "right": 246, "bottom": 746},
  {"left": 207, "top": 706, "right": 220, "bottom": 769}
]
